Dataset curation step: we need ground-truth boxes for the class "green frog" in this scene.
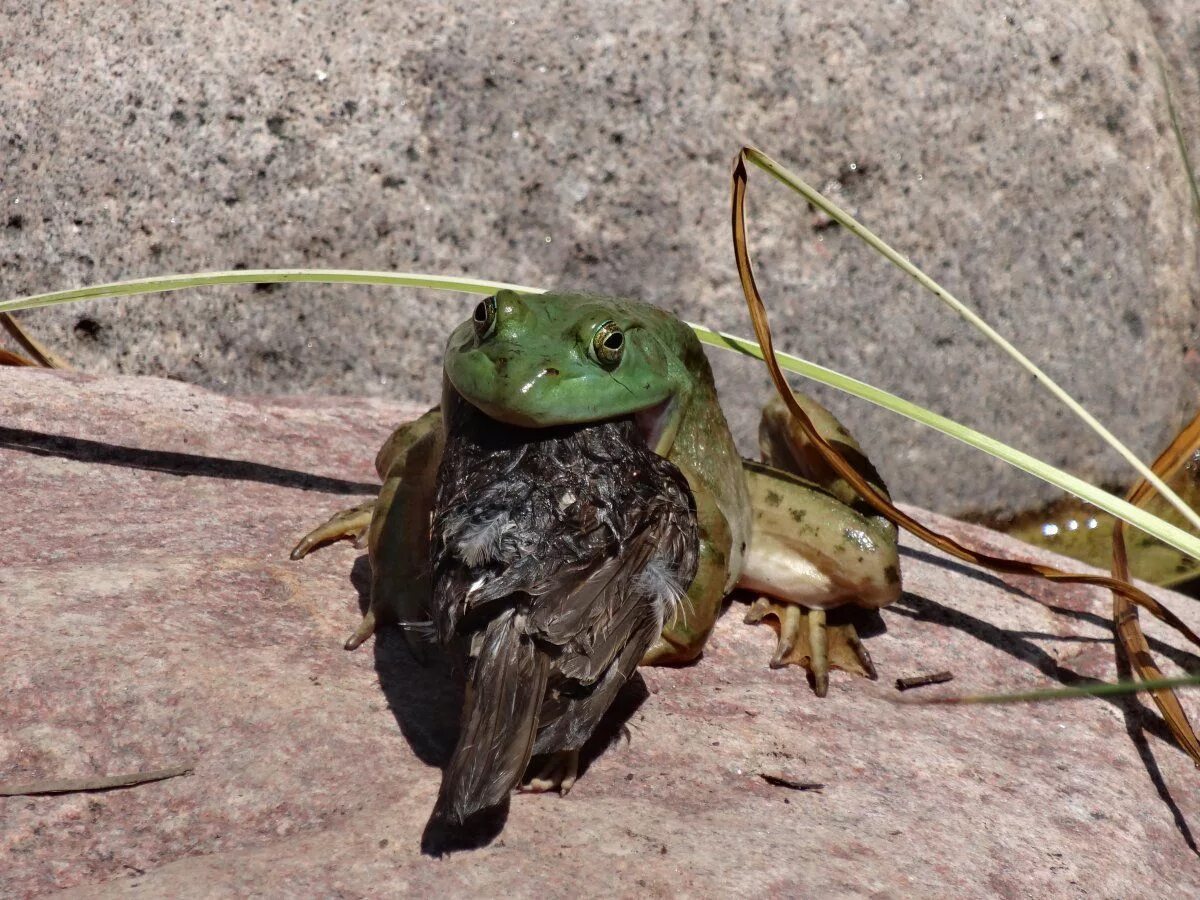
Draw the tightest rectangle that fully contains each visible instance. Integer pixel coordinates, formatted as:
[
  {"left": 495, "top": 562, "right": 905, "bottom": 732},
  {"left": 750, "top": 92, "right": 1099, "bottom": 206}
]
[{"left": 292, "top": 290, "right": 901, "bottom": 697}]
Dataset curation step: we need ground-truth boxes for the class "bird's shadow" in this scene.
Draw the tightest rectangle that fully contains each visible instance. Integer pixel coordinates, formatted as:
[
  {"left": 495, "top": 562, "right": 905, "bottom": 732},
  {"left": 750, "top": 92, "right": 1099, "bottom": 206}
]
[
  {"left": 896, "top": 546, "right": 1199, "bottom": 854},
  {"left": 348, "top": 555, "right": 649, "bottom": 855}
]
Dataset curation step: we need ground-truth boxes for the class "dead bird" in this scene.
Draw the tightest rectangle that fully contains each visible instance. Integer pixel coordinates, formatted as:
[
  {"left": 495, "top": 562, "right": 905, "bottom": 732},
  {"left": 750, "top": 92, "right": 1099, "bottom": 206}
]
[{"left": 425, "top": 397, "right": 699, "bottom": 829}]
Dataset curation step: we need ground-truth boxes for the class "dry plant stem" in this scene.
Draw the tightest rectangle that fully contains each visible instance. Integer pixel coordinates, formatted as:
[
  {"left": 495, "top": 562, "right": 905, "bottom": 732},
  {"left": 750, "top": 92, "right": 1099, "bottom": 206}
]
[
  {"left": 1112, "top": 410, "right": 1200, "bottom": 766},
  {"left": 0, "top": 312, "right": 69, "bottom": 368},
  {"left": 758, "top": 773, "right": 825, "bottom": 791},
  {"left": 731, "top": 149, "right": 1200, "bottom": 766},
  {"left": 0, "top": 346, "right": 37, "bottom": 366},
  {"left": 739, "top": 147, "right": 1200, "bottom": 538},
  {"left": 1132, "top": 66, "right": 1200, "bottom": 754},
  {"left": 0, "top": 764, "right": 194, "bottom": 796}
]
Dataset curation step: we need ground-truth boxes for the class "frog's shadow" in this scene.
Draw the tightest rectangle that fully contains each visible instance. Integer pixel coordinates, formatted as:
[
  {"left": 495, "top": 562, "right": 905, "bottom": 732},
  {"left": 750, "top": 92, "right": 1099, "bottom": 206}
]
[{"left": 349, "top": 554, "right": 650, "bottom": 852}]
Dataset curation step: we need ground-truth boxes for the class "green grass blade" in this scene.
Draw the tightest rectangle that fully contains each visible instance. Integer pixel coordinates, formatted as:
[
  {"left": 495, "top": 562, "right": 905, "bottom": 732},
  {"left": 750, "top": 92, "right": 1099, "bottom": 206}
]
[
  {"left": 741, "top": 147, "right": 1200, "bottom": 539},
  {"left": 0, "top": 269, "right": 545, "bottom": 314},
  {"left": 690, "top": 324, "right": 1200, "bottom": 563},
  {"left": 5, "top": 267, "right": 1200, "bottom": 561},
  {"left": 894, "top": 673, "right": 1200, "bottom": 705},
  {"left": 1160, "top": 59, "right": 1200, "bottom": 223}
]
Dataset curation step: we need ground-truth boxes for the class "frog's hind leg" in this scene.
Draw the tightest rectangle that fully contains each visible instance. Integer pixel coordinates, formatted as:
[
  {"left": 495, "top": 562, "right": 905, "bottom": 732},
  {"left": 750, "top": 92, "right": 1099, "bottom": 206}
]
[
  {"left": 740, "top": 392, "right": 901, "bottom": 696},
  {"left": 739, "top": 461, "right": 899, "bottom": 695},
  {"left": 289, "top": 501, "right": 376, "bottom": 560}
]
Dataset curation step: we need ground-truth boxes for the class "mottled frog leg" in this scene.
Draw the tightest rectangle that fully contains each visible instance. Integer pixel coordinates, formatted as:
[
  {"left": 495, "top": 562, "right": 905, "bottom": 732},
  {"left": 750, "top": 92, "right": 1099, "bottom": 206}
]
[
  {"left": 741, "top": 392, "right": 901, "bottom": 696},
  {"left": 351, "top": 407, "right": 444, "bottom": 651},
  {"left": 641, "top": 482, "right": 734, "bottom": 665}
]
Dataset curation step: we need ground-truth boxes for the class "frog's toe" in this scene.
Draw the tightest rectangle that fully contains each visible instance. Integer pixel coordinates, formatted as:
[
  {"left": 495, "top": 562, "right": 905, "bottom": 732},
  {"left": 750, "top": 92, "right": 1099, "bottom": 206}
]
[
  {"left": 343, "top": 608, "right": 377, "bottom": 651},
  {"left": 743, "top": 598, "right": 877, "bottom": 697},
  {"left": 520, "top": 750, "right": 579, "bottom": 795},
  {"left": 290, "top": 501, "right": 375, "bottom": 560}
]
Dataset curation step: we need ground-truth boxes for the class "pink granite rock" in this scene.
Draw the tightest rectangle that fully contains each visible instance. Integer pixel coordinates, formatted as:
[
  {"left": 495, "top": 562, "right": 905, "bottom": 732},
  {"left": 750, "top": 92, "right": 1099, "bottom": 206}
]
[{"left": 2, "top": 368, "right": 1199, "bottom": 896}]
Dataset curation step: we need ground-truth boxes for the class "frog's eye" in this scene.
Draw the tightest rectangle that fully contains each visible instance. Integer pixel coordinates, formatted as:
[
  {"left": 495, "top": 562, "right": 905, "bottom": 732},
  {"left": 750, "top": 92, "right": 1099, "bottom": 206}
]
[
  {"left": 592, "top": 320, "right": 624, "bottom": 368},
  {"left": 472, "top": 295, "right": 497, "bottom": 340}
]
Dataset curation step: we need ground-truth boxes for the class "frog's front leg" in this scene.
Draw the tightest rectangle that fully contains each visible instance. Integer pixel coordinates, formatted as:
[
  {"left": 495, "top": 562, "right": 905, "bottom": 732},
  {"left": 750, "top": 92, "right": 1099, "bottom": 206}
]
[
  {"left": 640, "top": 483, "right": 733, "bottom": 665},
  {"left": 291, "top": 406, "right": 444, "bottom": 559},
  {"left": 740, "top": 393, "right": 901, "bottom": 695},
  {"left": 290, "top": 501, "right": 376, "bottom": 559},
  {"left": 291, "top": 406, "right": 445, "bottom": 651}
]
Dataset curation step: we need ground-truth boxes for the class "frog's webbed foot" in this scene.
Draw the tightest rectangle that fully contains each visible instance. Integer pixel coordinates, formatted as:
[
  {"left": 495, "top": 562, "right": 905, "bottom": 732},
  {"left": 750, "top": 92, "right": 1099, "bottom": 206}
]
[
  {"left": 743, "top": 598, "right": 876, "bottom": 697},
  {"left": 520, "top": 750, "right": 580, "bottom": 795},
  {"left": 289, "top": 501, "right": 375, "bottom": 560}
]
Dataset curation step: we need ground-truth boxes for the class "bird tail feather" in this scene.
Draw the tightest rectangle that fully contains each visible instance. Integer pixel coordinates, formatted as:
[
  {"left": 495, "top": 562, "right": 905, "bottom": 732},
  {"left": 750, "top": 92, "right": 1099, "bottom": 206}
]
[{"left": 431, "top": 608, "right": 548, "bottom": 825}]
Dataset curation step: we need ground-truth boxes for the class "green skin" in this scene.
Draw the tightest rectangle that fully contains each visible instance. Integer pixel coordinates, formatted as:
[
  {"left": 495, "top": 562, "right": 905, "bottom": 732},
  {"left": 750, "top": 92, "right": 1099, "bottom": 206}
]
[{"left": 293, "top": 290, "right": 902, "bottom": 683}]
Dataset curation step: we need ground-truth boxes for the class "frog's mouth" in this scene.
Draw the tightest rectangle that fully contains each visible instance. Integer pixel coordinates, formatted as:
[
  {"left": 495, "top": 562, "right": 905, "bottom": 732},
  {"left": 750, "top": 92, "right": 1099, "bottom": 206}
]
[{"left": 633, "top": 395, "right": 678, "bottom": 456}]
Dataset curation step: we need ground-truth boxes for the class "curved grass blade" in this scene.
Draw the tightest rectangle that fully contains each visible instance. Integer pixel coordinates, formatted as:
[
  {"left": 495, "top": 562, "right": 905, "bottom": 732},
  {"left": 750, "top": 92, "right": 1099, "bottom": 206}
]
[
  {"left": 688, "top": 324, "right": 1200, "bottom": 564},
  {"left": 739, "top": 146, "right": 1200, "bottom": 538},
  {"left": 0, "top": 269, "right": 543, "bottom": 315},
  {"left": 5, "top": 269, "right": 1200, "bottom": 564},
  {"left": 732, "top": 150, "right": 1200, "bottom": 704},
  {"left": 1161, "top": 58, "right": 1200, "bottom": 223}
]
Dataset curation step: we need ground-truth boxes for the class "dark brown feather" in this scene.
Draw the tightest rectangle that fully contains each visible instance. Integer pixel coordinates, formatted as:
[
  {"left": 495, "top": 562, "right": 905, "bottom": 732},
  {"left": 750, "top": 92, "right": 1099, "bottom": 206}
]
[{"left": 426, "top": 396, "right": 698, "bottom": 826}]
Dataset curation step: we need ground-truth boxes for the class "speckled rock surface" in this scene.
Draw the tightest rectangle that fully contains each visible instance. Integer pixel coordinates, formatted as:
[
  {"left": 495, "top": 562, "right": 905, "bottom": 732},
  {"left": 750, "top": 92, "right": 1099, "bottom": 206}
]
[
  {"left": 2, "top": 1, "right": 1198, "bottom": 518},
  {"left": 3, "top": 368, "right": 1200, "bottom": 896},
  {"left": 1142, "top": 1, "right": 1200, "bottom": 165}
]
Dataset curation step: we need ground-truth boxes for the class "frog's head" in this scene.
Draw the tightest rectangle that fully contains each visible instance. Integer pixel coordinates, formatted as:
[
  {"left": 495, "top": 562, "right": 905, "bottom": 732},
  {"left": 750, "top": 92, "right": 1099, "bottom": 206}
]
[{"left": 444, "top": 290, "right": 685, "bottom": 446}]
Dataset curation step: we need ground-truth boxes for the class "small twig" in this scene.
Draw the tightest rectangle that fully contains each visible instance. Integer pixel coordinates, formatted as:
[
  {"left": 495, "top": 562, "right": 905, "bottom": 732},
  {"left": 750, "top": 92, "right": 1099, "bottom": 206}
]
[
  {"left": 0, "top": 764, "right": 194, "bottom": 797},
  {"left": 758, "top": 773, "right": 825, "bottom": 792},
  {"left": 895, "top": 671, "right": 954, "bottom": 692}
]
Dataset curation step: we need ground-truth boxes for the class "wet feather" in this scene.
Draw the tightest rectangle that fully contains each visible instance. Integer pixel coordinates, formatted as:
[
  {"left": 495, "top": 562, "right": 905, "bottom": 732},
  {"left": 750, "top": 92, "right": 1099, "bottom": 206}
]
[{"left": 427, "top": 398, "right": 698, "bottom": 826}]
